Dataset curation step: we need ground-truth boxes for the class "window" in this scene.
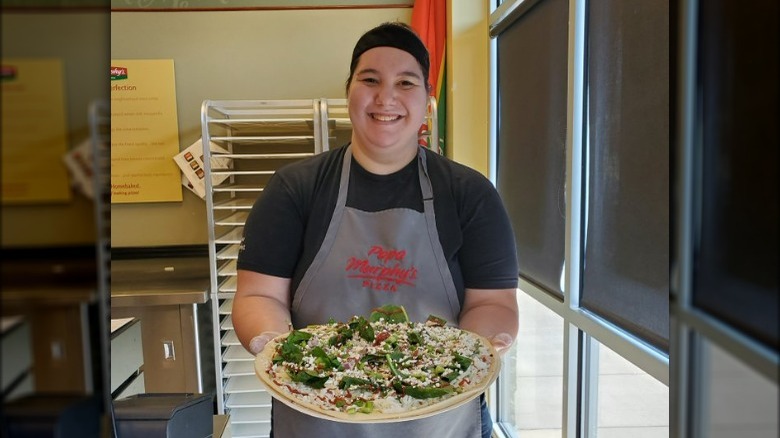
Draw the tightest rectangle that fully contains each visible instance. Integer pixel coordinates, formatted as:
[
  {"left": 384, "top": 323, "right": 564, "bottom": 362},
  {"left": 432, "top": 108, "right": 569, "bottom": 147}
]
[
  {"left": 672, "top": 1, "right": 778, "bottom": 436},
  {"left": 490, "top": 0, "right": 670, "bottom": 435},
  {"left": 495, "top": 0, "right": 568, "bottom": 298},
  {"left": 501, "top": 289, "right": 564, "bottom": 436},
  {"left": 580, "top": 0, "right": 670, "bottom": 352}
]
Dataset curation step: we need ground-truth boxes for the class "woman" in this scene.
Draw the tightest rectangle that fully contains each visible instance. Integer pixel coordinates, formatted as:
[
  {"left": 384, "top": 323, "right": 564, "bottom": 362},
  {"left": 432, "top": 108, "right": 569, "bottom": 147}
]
[{"left": 233, "top": 22, "right": 519, "bottom": 438}]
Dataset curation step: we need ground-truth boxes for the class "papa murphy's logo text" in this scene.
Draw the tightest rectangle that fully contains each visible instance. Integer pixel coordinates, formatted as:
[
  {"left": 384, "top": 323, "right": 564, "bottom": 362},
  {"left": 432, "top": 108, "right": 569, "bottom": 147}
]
[
  {"left": 345, "top": 245, "right": 418, "bottom": 292},
  {"left": 111, "top": 66, "right": 128, "bottom": 80}
]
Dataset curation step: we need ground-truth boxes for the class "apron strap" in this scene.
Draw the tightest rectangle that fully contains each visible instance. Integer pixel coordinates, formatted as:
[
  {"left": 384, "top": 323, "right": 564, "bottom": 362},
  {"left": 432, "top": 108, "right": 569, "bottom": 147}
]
[
  {"left": 417, "top": 147, "right": 461, "bottom": 319},
  {"left": 292, "top": 147, "right": 353, "bottom": 310}
]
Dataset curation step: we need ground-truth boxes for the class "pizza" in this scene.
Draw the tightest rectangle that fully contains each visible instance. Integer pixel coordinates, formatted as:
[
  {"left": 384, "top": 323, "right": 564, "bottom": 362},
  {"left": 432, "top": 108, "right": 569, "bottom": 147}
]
[{"left": 254, "top": 307, "right": 500, "bottom": 423}]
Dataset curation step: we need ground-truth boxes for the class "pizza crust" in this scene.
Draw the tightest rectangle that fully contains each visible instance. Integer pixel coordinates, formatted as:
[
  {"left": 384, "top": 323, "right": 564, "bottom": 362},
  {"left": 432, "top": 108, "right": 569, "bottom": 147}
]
[{"left": 254, "top": 328, "right": 501, "bottom": 423}]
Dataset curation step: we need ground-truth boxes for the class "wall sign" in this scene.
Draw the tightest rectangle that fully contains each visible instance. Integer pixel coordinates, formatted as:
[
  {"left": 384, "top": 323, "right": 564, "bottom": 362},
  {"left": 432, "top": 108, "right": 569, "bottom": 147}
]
[
  {"left": 1, "top": 58, "right": 72, "bottom": 204},
  {"left": 110, "top": 59, "right": 183, "bottom": 203}
]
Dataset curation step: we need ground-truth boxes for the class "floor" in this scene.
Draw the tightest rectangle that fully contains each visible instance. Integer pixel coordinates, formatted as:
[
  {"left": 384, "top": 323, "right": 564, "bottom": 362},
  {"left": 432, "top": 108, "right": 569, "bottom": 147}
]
[{"left": 504, "top": 291, "right": 669, "bottom": 437}]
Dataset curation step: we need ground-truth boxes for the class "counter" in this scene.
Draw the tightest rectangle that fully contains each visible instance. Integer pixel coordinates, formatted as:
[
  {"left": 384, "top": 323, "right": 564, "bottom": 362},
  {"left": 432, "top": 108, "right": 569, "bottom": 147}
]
[
  {"left": 1, "top": 256, "right": 98, "bottom": 394},
  {"left": 111, "top": 257, "right": 210, "bottom": 307},
  {"left": 111, "top": 256, "right": 214, "bottom": 396}
]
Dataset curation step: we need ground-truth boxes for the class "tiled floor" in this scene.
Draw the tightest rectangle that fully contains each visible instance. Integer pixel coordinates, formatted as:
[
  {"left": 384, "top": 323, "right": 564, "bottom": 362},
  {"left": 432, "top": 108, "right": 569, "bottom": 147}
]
[{"left": 505, "top": 290, "right": 669, "bottom": 437}]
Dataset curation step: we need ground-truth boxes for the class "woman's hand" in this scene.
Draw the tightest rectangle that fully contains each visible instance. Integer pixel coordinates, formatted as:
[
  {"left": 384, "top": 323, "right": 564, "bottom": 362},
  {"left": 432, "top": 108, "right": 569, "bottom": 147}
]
[
  {"left": 459, "top": 288, "right": 519, "bottom": 357},
  {"left": 248, "top": 331, "right": 283, "bottom": 355},
  {"left": 488, "top": 332, "right": 514, "bottom": 356},
  {"left": 233, "top": 270, "right": 293, "bottom": 354}
]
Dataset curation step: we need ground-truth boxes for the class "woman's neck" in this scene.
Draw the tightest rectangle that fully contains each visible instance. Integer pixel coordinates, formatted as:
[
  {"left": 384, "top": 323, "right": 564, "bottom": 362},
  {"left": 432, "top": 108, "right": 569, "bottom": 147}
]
[{"left": 349, "top": 141, "right": 419, "bottom": 175}]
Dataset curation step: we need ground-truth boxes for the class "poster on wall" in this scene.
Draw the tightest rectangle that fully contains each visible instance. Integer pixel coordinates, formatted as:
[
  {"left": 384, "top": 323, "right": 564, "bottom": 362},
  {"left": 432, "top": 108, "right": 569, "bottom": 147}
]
[
  {"left": 110, "top": 59, "right": 183, "bottom": 203},
  {"left": 1, "top": 58, "right": 72, "bottom": 204}
]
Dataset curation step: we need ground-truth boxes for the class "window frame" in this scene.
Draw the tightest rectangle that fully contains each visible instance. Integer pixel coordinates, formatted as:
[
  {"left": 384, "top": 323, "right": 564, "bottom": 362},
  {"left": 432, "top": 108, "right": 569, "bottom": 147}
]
[{"left": 489, "top": 0, "right": 671, "bottom": 436}]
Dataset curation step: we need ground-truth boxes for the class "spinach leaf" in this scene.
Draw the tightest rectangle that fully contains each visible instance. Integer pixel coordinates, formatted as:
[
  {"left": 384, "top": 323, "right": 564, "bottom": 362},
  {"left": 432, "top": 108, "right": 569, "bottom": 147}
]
[
  {"left": 289, "top": 370, "right": 329, "bottom": 389},
  {"left": 338, "top": 376, "right": 373, "bottom": 390},
  {"left": 407, "top": 331, "right": 423, "bottom": 345},
  {"left": 286, "top": 330, "right": 312, "bottom": 345},
  {"left": 349, "top": 316, "right": 375, "bottom": 342},
  {"left": 273, "top": 342, "right": 303, "bottom": 365},
  {"left": 453, "top": 353, "right": 473, "bottom": 371},
  {"left": 310, "top": 346, "right": 341, "bottom": 370},
  {"left": 328, "top": 325, "right": 353, "bottom": 347},
  {"left": 369, "top": 304, "right": 409, "bottom": 324}
]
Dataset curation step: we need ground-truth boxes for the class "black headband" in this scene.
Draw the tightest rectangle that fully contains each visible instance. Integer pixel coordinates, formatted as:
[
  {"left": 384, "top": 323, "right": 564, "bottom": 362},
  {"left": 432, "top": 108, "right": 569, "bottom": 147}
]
[{"left": 349, "top": 22, "right": 430, "bottom": 86}]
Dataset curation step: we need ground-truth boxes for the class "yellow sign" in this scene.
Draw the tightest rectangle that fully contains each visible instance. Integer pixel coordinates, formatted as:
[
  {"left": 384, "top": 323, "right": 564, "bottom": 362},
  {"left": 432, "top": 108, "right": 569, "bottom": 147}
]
[
  {"left": 1, "top": 58, "right": 72, "bottom": 204},
  {"left": 110, "top": 59, "right": 182, "bottom": 203}
]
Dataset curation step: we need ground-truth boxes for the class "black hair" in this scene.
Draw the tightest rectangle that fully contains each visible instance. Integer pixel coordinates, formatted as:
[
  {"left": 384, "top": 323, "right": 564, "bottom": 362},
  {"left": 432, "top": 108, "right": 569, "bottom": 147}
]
[{"left": 345, "top": 22, "right": 431, "bottom": 95}]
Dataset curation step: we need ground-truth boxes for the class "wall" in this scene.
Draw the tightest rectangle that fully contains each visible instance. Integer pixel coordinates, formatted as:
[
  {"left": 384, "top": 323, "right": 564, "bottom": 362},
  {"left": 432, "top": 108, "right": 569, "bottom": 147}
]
[
  {"left": 448, "top": 0, "right": 491, "bottom": 176},
  {"left": 110, "top": 8, "right": 412, "bottom": 248},
  {"left": 1, "top": 12, "right": 108, "bottom": 247}
]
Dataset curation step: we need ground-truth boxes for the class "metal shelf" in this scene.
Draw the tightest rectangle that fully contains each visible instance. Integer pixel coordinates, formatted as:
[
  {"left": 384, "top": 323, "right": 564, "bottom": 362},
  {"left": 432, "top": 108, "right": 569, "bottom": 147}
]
[
  {"left": 225, "top": 375, "right": 265, "bottom": 393},
  {"left": 225, "top": 391, "right": 273, "bottom": 408},
  {"left": 214, "top": 152, "right": 314, "bottom": 160},
  {"left": 230, "top": 422, "right": 271, "bottom": 438},
  {"left": 216, "top": 244, "right": 241, "bottom": 260},
  {"left": 213, "top": 198, "right": 255, "bottom": 210},
  {"left": 219, "top": 299, "right": 233, "bottom": 315},
  {"left": 223, "top": 360, "right": 254, "bottom": 377},
  {"left": 220, "top": 314, "right": 233, "bottom": 330},
  {"left": 229, "top": 407, "right": 272, "bottom": 424},
  {"left": 204, "top": 99, "right": 350, "bottom": 436},
  {"left": 222, "top": 345, "right": 254, "bottom": 362},
  {"left": 217, "top": 260, "right": 237, "bottom": 277},
  {"left": 221, "top": 330, "right": 240, "bottom": 347},
  {"left": 215, "top": 213, "right": 249, "bottom": 228},
  {"left": 215, "top": 228, "right": 244, "bottom": 244},
  {"left": 218, "top": 276, "right": 237, "bottom": 294},
  {"left": 213, "top": 184, "right": 265, "bottom": 194}
]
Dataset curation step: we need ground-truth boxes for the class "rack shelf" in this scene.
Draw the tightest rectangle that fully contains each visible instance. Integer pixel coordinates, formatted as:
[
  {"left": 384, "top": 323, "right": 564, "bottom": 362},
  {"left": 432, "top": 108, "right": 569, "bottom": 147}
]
[{"left": 203, "top": 99, "right": 350, "bottom": 436}]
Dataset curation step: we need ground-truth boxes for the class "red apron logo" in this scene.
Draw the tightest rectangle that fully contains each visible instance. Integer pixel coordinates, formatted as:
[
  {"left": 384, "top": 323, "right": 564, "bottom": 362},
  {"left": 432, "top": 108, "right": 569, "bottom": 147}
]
[
  {"left": 345, "top": 245, "right": 419, "bottom": 293},
  {"left": 1, "top": 65, "right": 17, "bottom": 81},
  {"left": 111, "top": 66, "right": 128, "bottom": 81}
]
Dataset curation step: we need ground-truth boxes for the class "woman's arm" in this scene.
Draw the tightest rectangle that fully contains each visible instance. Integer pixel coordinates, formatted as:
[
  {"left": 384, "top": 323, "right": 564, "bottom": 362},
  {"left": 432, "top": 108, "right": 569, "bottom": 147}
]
[
  {"left": 458, "top": 288, "right": 519, "bottom": 354},
  {"left": 233, "top": 269, "right": 293, "bottom": 353}
]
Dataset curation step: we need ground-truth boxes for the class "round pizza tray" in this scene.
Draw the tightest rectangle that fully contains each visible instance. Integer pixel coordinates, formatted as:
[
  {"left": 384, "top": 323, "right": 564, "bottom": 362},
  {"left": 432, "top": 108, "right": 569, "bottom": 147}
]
[{"left": 254, "top": 329, "right": 501, "bottom": 423}]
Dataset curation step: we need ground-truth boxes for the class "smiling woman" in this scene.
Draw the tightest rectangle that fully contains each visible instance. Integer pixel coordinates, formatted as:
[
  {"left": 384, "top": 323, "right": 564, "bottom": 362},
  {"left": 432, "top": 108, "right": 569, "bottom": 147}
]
[
  {"left": 346, "top": 24, "right": 430, "bottom": 174},
  {"left": 233, "top": 21, "right": 519, "bottom": 438}
]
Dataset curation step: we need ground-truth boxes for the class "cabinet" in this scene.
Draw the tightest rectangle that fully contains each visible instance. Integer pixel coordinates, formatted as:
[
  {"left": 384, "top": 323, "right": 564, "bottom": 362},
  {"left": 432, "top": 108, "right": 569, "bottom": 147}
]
[
  {"left": 111, "top": 256, "right": 214, "bottom": 395},
  {"left": 201, "top": 99, "right": 351, "bottom": 437},
  {"left": 110, "top": 317, "right": 144, "bottom": 400}
]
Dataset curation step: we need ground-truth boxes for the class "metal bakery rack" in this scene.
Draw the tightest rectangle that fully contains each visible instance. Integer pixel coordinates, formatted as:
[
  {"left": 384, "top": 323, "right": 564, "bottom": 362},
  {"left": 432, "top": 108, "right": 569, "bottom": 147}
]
[{"left": 201, "top": 99, "right": 350, "bottom": 437}]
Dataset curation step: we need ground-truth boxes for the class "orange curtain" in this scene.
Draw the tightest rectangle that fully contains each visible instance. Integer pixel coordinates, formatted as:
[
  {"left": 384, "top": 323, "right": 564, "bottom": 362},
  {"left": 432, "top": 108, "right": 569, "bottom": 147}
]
[{"left": 411, "top": 0, "right": 447, "bottom": 153}]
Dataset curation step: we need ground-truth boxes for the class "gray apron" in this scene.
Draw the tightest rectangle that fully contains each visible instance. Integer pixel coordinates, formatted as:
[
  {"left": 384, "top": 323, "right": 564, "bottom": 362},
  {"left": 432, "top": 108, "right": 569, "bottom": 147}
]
[{"left": 274, "top": 145, "right": 482, "bottom": 437}]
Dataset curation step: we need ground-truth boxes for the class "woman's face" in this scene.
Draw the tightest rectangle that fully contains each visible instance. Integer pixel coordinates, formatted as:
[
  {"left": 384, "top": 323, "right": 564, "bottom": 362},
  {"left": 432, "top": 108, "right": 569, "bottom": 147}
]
[{"left": 347, "top": 46, "right": 428, "bottom": 163}]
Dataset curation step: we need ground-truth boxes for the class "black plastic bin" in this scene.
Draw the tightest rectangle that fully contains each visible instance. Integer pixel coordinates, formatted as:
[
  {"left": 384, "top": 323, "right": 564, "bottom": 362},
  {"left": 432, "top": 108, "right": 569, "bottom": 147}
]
[{"left": 113, "top": 393, "right": 213, "bottom": 438}]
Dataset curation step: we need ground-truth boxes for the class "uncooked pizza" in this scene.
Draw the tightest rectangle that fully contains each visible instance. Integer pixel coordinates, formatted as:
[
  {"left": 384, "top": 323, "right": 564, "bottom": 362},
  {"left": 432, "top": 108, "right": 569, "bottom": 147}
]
[{"left": 254, "top": 306, "right": 500, "bottom": 423}]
